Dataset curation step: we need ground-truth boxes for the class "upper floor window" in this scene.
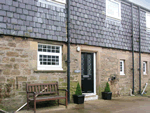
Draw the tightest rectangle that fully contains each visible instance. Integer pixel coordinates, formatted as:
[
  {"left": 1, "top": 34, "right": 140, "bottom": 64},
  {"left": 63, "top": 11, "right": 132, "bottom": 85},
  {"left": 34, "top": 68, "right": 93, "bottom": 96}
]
[
  {"left": 46, "top": 0, "right": 66, "bottom": 4},
  {"left": 106, "top": 0, "right": 121, "bottom": 20},
  {"left": 120, "top": 60, "right": 125, "bottom": 75},
  {"left": 37, "top": 44, "right": 63, "bottom": 70},
  {"left": 38, "top": 0, "right": 66, "bottom": 8},
  {"left": 143, "top": 61, "right": 147, "bottom": 75},
  {"left": 146, "top": 13, "right": 150, "bottom": 29}
]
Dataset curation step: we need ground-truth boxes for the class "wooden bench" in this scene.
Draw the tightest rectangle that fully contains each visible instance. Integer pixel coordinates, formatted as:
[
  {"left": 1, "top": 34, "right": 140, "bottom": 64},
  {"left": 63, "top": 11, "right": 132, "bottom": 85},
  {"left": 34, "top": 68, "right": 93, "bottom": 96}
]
[{"left": 26, "top": 82, "right": 68, "bottom": 113}]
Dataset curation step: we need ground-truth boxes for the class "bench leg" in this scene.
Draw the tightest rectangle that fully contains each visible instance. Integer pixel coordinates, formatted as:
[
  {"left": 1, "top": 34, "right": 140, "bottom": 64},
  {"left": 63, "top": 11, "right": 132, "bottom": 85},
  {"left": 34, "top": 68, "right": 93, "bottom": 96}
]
[
  {"left": 27, "top": 99, "right": 29, "bottom": 110},
  {"left": 65, "top": 98, "right": 68, "bottom": 108},
  {"left": 58, "top": 99, "right": 59, "bottom": 106},
  {"left": 34, "top": 100, "right": 36, "bottom": 113},
  {"left": 65, "top": 91, "right": 68, "bottom": 108}
]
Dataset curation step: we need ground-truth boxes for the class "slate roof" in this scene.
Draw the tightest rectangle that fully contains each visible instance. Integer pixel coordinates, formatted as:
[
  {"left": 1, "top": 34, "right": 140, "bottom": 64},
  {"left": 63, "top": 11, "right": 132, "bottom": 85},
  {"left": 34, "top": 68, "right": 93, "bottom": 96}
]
[{"left": 0, "top": 0, "right": 150, "bottom": 53}]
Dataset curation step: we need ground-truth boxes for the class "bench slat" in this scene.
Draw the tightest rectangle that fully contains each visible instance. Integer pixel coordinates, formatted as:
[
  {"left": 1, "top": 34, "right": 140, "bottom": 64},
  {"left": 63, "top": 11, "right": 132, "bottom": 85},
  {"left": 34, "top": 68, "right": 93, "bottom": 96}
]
[
  {"left": 29, "top": 86, "right": 31, "bottom": 92},
  {"left": 29, "top": 95, "right": 65, "bottom": 101},
  {"left": 38, "top": 85, "right": 40, "bottom": 92},
  {"left": 35, "top": 86, "right": 37, "bottom": 92},
  {"left": 27, "top": 83, "right": 57, "bottom": 86},
  {"left": 50, "top": 85, "right": 51, "bottom": 92}
]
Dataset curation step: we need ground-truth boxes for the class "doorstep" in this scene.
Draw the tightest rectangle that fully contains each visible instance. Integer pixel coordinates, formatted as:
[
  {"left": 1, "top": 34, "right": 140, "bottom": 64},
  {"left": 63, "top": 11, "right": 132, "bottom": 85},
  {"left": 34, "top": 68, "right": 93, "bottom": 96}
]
[{"left": 84, "top": 95, "right": 98, "bottom": 101}]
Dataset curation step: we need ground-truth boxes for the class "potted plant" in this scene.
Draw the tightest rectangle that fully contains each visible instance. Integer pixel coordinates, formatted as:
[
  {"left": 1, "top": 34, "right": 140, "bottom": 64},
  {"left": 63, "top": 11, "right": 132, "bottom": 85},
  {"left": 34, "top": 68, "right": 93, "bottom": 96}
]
[
  {"left": 102, "top": 82, "right": 112, "bottom": 100},
  {"left": 73, "top": 83, "right": 85, "bottom": 104}
]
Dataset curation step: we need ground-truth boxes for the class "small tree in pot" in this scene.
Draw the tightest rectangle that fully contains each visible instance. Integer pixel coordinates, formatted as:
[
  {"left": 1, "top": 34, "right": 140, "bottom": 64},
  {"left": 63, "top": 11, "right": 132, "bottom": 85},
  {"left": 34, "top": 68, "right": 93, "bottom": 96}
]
[
  {"left": 102, "top": 82, "right": 112, "bottom": 100},
  {"left": 73, "top": 83, "right": 85, "bottom": 104}
]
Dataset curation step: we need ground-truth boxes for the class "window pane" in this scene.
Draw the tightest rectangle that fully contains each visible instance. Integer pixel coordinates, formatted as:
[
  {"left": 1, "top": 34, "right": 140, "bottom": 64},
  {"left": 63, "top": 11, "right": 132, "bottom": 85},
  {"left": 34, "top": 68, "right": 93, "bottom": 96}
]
[
  {"left": 38, "top": 44, "right": 60, "bottom": 53},
  {"left": 147, "top": 14, "right": 150, "bottom": 28},
  {"left": 38, "top": 45, "right": 42, "bottom": 48},
  {"left": 143, "top": 62, "right": 146, "bottom": 73},
  {"left": 107, "top": 0, "right": 119, "bottom": 18},
  {"left": 38, "top": 48, "right": 42, "bottom": 51},
  {"left": 43, "top": 49, "right": 46, "bottom": 52},
  {"left": 56, "top": 49, "right": 60, "bottom": 53},
  {"left": 39, "top": 55, "right": 59, "bottom": 66},
  {"left": 120, "top": 62, "right": 122, "bottom": 72}
]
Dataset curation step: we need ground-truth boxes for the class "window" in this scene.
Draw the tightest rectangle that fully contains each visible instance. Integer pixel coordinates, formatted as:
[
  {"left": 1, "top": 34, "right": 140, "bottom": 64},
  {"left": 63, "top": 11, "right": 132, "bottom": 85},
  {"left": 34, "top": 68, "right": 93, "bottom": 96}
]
[
  {"left": 146, "top": 13, "right": 150, "bottom": 29},
  {"left": 37, "top": 44, "right": 63, "bottom": 70},
  {"left": 39, "top": 0, "right": 66, "bottom": 5},
  {"left": 47, "top": 0, "right": 66, "bottom": 4},
  {"left": 106, "top": 0, "right": 121, "bottom": 20},
  {"left": 143, "top": 61, "right": 147, "bottom": 75},
  {"left": 120, "top": 60, "right": 125, "bottom": 75}
]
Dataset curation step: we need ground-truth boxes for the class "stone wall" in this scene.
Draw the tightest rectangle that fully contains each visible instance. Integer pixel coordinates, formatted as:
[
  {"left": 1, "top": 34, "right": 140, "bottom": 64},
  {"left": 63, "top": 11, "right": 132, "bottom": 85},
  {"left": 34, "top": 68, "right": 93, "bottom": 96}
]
[
  {"left": 69, "top": 44, "right": 150, "bottom": 97},
  {"left": 1, "top": 36, "right": 150, "bottom": 111},
  {"left": 0, "top": 36, "right": 70, "bottom": 111}
]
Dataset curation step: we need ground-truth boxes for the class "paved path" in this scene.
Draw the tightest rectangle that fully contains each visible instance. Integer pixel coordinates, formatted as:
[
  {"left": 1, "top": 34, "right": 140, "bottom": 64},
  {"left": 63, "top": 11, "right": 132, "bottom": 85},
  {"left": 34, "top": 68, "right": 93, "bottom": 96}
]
[{"left": 19, "top": 96, "right": 150, "bottom": 113}]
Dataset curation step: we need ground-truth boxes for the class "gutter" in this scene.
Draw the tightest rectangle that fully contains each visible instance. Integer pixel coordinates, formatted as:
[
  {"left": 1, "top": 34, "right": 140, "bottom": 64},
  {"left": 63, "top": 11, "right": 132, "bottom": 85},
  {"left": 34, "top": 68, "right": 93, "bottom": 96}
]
[
  {"left": 138, "top": 6, "right": 141, "bottom": 95},
  {"left": 131, "top": 3, "right": 134, "bottom": 94},
  {"left": 67, "top": 0, "right": 70, "bottom": 103}
]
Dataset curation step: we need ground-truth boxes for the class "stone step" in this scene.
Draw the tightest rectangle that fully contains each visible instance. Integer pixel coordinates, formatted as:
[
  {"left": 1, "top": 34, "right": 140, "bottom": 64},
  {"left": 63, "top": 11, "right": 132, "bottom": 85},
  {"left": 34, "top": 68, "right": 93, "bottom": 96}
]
[{"left": 84, "top": 95, "right": 98, "bottom": 101}]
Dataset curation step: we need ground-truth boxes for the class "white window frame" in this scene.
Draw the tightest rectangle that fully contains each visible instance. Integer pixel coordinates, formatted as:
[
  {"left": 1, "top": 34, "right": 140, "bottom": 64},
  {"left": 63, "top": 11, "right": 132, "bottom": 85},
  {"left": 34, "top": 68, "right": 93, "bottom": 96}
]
[
  {"left": 47, "top": 0, "right": 66, "bottom": 4},
  {"left": 143, "top": 61, "right": 147, "bottom": 75},
  {"left": 120, "top": 60, "right": 125, "bottom": 75},
  {"left": 39, "top": 0, "right": 66, "bottom": 5},
  {"left": 146, "top": 13, "right": 150, "bottom": 29},
  {"left": 106, "top": 0, "right": 121, "bottom": 20},
  {"left": 37, "top": 43, "right": 63, "bottom": 71}
]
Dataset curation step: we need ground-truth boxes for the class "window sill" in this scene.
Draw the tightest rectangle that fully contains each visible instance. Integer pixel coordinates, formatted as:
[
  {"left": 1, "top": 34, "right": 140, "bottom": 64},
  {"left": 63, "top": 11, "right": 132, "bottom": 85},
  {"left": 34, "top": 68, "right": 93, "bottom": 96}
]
[
  {"left": 34, "top": 69, "right": 66, "bottom": 73},
  {"left": 146, "top": 28, "right": 150, "bottom": 32},
  {"left": 143, "top": 74, "right": 147, "bottom": 75},
  {"left": 106, "top": 15, "right": 121, "bottom": 21},
  {"left": 120, "top": 74, "right": 125, "bottom": 76}
]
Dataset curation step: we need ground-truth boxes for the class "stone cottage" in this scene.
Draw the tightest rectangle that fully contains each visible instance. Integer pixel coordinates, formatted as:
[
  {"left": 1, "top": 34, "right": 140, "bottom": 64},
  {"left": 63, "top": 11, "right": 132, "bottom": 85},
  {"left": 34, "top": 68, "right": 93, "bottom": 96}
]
[{"left": 0, "top": 0, "right": 150, "bottom": 111}]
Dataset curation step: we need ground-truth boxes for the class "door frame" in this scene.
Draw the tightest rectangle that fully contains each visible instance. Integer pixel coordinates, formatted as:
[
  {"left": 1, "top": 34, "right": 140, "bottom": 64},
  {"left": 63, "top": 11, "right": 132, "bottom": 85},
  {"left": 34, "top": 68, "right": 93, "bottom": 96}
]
[{"left": 82, "top": 52, "right": 96, "bottom": 96}]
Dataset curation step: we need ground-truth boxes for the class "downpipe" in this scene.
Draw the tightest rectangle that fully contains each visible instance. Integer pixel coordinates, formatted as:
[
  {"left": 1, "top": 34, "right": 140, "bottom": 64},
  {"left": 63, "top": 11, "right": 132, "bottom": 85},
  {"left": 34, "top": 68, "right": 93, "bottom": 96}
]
[
  {"left": 67, "top": 0, "right": 71, "bottom": 103},
  {"left": 138, "top": 6, "right": 142, "bottom": 95},
  {"left": 131, "top": 3, "right": 135, "bottom": 94}
]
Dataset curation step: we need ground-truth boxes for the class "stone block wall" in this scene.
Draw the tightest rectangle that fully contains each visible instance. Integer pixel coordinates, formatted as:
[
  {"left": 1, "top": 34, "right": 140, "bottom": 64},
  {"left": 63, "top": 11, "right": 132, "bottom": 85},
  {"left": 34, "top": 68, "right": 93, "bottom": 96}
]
[
  {"left": 1, "top": 36, "right": 150, "bottom": 111},
  {"left": 68, "top": 44, "right": 150, "bottom": 97},
  {"left": 0, "top": 36, "right": 70, "bottom": 111}
]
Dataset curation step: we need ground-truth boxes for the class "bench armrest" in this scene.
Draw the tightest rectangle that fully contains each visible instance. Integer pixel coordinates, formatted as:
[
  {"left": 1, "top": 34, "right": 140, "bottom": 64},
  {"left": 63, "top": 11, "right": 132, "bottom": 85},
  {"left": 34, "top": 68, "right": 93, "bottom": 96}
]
[{"left": 58, "top": 89, "right": 68, "bottom": 92}]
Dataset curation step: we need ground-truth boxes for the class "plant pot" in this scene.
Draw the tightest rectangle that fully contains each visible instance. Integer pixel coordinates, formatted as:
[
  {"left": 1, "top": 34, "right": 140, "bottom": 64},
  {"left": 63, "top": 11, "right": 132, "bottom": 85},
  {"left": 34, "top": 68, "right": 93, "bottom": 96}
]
[
  {"left": 73, "top": 94, "right": 85, "bottom": 104},
  {"left": 102, "top": 92, "right": 112, "bottom": 100}
]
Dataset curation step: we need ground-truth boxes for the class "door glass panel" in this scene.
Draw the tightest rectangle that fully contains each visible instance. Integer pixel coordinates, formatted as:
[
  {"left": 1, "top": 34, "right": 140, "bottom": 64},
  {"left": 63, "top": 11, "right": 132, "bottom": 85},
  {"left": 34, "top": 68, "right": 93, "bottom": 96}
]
[
  {"left": 87, "top": 54, "right": 92, "bottom": 75},
  {"left": 81, "top": 54, "right": 84, "bottom": 75}
]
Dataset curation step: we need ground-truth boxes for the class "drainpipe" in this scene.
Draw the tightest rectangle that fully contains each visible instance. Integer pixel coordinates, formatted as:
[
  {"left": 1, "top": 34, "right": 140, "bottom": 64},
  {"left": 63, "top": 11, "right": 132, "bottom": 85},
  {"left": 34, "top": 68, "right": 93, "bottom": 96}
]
[
  {"left": 138, "top": 6, "right": 141, "bottom": 94},
  {"left": 131, "top": 3, "right": 135, "bottom": 94},
  {"left": 67, "top": 0, "right": 70, "bottom": 103}
]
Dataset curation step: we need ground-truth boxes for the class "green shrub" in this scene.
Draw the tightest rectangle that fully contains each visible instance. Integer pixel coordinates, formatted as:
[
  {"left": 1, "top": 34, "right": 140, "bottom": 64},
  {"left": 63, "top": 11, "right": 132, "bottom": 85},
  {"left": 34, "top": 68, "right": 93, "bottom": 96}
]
[
  {"left": 104, "top": 82, "right": 111, "bottom": 92},
  {"left": 75, "top": 83, "right": 82, "bottom": 95}
]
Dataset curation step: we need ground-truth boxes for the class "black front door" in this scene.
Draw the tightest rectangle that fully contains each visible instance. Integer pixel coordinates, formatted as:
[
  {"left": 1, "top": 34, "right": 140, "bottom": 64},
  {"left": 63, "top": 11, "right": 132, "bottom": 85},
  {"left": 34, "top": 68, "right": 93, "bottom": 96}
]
[{"left": 81, "top": 52, "right": 94, "bottom": 93}]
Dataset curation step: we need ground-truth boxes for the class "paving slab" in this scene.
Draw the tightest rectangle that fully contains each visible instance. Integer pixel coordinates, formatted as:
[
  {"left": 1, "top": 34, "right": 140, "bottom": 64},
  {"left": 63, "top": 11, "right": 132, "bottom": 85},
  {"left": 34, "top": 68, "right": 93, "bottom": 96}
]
[{"left": 18, "top": 96, "right": 150, "bottom": 113}]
